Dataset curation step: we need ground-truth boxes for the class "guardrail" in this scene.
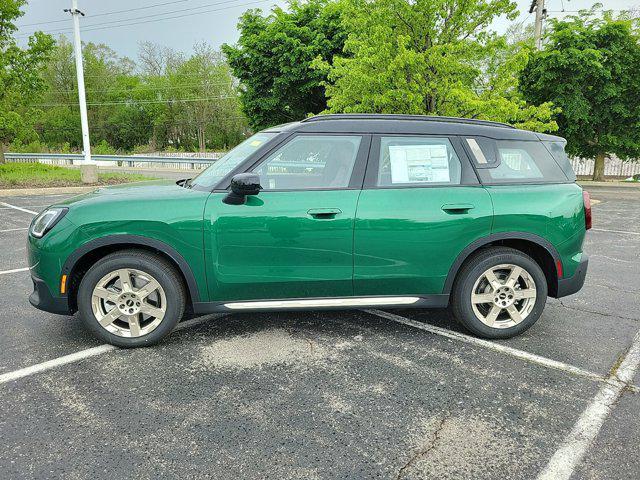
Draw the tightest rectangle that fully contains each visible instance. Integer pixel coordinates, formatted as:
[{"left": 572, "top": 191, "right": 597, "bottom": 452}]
[
  {"left": 5, "top": 153, "right": 328, "bottom": 172},
  {"left": 5, "top": 152, "right": 221, "bottom": 170}
]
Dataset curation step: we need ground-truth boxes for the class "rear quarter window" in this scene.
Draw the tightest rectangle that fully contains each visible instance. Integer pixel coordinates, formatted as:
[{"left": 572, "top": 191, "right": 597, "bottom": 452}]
[
  {"left": 466, "top": 138, "right": 570, "bottom": 184},
  {"left": 543, "top": 141, "right": 577, "bottom": 182}
]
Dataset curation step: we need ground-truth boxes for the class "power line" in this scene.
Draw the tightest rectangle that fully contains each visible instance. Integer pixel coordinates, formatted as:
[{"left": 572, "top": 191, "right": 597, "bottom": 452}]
[
  {"left": 17, "top": 0, "right": 274, "bottom": 37},
  {"left": 32, "top": 95, "right": 238, "bottom": 107},
  {"left": 80, "top": 72, "right": 236, "bottom": 79},
  {"left": 547, "top": 9, "right": 635, "bottom": 13},
  {"left": 46, "top": 81, "right": 235, "bottom": 94},
  {"left": 17, "top": 0, "right": 190, "bottom": 28},
  {"left": 22, "top": 0, "right": 249, "bottom": 35}
]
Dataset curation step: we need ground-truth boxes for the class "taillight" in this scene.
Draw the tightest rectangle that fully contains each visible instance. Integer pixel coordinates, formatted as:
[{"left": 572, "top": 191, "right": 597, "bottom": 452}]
[{"left": 583, "top": 190, "right": 592, "bottom": 230}]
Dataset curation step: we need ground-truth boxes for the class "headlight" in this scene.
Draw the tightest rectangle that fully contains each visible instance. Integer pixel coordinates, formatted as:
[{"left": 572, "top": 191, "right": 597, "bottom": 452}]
[{"left": 30, "top": 207, "right": 68, "bottom": 238}]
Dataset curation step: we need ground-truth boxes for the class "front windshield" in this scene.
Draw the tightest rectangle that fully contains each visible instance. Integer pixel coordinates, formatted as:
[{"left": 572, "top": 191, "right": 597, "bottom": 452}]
[{"left": 191, "top": 132, "right": 277, "bottom": 189}]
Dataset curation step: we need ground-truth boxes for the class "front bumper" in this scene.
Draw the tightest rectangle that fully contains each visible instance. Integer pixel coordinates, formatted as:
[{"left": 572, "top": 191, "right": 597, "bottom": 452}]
[
  {"left": 556, "top": 253, "right": 589, "bottom": 298},
  {"left": 29, "top": 275, "right": 72, "bottom": 315}
]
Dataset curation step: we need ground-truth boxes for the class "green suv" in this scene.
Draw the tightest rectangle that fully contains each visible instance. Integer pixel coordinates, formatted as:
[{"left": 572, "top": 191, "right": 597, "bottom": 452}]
[{"left": 27, "top": 114, "right": 590, "bottom": 347}]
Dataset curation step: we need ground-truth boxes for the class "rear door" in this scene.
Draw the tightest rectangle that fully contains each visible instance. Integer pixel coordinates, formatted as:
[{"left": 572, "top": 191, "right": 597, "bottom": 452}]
[
  {"left": 205, "top": 133, "right": 370, "bottom": 302},
  {"left": 353, "top": 135, "right": 493, "bottom": 296}
]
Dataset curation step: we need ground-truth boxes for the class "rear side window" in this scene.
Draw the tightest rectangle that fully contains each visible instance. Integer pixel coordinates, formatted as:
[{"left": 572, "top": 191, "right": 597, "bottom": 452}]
[
  {"left": 466, "top": 138, "right": 569, "bottom": 184},
  {"left": 377, "top": 137, "right": 462, "bottom": 186}
]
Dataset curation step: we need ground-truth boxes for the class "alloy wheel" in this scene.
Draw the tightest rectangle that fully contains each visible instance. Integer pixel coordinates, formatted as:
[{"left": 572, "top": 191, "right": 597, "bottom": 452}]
[
  {"left": 91, "top": 268, "right": 167, "bottom": 338},
  {"left": 470, "top": 263, "right": 537, "bottom": 329}
]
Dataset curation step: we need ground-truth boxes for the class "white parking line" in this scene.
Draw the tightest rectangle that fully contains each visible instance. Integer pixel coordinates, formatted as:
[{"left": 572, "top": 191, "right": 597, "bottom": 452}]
[
  {"left": 0, "top": 314, "right": 222, "bottom": 385},
  {"left": 364, "top": 309, "right": 640, "bottom": 479},
  {"left": 365, "top": 309, "right": 607, "bottom": 383},
  {"left": 0, "top": 267, "right": 30, "bottom": 275},
  {"left": 537, "top": 328, "right": 640, "bottom": 480},
  {"left": 0, "top": 202, "right": 38, "bottom": 215},
  {"left": 0, "top": 227, "right": 29, "bottom": 233},
  {"left": 592, "top": 227, "right": 640, "bottom": 235},
  {"left": 0, "top": 345, "right": 116, "bottom": 384}
]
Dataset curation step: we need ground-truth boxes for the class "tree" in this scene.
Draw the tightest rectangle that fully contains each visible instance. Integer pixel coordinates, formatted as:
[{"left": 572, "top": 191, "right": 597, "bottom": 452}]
[
  {"left": 136, "top": 43, "right": 247, "bottom": 152},
  {"left": 172, "top": 44, "right": 243, "bottom": 152},
  {"left": 223, "top": 0, "right": 347, "bottom": 130},
  {"left": 0, "top": 0, "right": 54, "bottom": 162},
  {"left": 315, "top": 0, "right": 556, "bottom": 132},
  {"left": 138, "top": 41, "right": 184, "bottom": 76},
  {"left": 520, "top": 11, "right": 640, "bottom": 181}
]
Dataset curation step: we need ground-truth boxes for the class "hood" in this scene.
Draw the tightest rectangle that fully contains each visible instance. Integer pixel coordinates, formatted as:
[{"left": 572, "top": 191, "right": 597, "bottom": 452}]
[{"left": 55, "top": 180, "right": 198, "bottom": 207}]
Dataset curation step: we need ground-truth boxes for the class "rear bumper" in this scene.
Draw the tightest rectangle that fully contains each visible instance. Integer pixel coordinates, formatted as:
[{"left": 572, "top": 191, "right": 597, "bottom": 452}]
[
  {"left": 29, "top": 275, "right": 72, "bottom": 315},
  {"left": 555, "top": 253, "right": 589, "bottom": 298}
]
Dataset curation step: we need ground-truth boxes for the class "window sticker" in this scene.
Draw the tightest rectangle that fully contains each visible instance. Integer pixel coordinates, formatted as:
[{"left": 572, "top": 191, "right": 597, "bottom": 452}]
[
  {"left": 249, "top": 140, "right": 263, "bottom": 147},
  {"left": 388, "top": 144, "right": 450, "bottom": 183}
]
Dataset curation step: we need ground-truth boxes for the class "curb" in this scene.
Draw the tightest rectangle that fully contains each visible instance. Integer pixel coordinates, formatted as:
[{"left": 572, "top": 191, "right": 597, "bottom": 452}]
[
  {"left": 0, "top": 186, "right": 96, "bottom": 197},
  {"left": 578, "top": 181, "right": 640, "bottom": 188}
]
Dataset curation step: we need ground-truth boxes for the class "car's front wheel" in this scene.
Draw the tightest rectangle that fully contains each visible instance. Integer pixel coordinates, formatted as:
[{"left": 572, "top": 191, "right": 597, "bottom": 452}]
[
  {"left": 77, "top": 250, "right": 186, "bottom": 347},
  {"left": 451, "top": 247, "right": 547, "bottom": 339}
]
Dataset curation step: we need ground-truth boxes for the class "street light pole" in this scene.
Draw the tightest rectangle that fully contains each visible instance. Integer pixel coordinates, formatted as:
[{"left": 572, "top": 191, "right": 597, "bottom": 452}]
[{"left": 66, "top": 0, "right": 97, "bottom": 183}]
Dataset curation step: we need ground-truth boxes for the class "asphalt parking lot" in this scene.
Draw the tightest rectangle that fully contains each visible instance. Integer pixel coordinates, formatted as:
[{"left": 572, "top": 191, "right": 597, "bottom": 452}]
[{"left": 0, "top": 186, "right": 638, "bottom": 480}]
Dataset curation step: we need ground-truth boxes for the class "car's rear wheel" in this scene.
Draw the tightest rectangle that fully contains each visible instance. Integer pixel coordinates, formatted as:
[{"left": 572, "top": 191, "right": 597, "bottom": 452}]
[
  {"left": 451, "top": 247, "right": 547, "bottom": 339},
  {"left": 77, "top": 250, "right": 186, "bottom": 347}
]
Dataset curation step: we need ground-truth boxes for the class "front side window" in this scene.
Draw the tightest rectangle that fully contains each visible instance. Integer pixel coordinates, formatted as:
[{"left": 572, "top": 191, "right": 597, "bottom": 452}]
[
  {"left": 377, "top": 137, "right": 462, "bottom": 186},
  {"left": 467, "top": 138, "right": 569, "bottom": 184},
  {"left": 253, "top": 135, "right": 362, "bottom": 190},
  {"left": 191, "top": 132, "right": 277, "bottom": 189}
]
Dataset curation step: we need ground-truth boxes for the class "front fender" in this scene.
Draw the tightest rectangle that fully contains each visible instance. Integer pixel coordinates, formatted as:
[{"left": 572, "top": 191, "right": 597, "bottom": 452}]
[{"left": 62, "top": 234, "right": 203, "bottom": 303}]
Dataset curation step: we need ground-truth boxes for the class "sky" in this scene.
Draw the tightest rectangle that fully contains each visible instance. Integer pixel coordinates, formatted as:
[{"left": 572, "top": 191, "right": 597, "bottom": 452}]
[{"left": 14, "top": 0, "right": 638, "bottom": 62}]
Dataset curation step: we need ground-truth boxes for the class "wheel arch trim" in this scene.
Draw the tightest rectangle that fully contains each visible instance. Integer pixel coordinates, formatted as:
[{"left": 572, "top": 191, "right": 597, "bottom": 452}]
[
  {"left": 443, "top": 231, "right": 561, "bottom": 295},
  {"left": 62, "top": 234, "right": 201, "bottom": 303}
]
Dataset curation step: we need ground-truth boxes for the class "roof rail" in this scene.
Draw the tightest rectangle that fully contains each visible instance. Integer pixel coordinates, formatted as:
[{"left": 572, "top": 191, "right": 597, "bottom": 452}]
[{"left": 301, "top": 114, "right": 515, "bottom": 129}]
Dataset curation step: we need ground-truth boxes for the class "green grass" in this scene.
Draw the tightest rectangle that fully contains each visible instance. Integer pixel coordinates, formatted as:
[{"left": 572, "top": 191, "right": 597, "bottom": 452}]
[{"left": 0, "top": 162, "right": 156, "bottom": 188}]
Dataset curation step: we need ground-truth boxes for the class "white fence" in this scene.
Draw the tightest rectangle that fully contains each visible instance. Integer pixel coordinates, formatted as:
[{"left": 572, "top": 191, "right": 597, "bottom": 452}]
[{"left": 570, "top": 157, "right": 640, "bottom": 178}]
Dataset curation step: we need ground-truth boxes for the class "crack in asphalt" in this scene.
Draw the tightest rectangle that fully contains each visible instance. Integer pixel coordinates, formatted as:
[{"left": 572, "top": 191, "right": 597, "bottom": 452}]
[
  {"left": 396, "top": 413, "right": 450, "bottom": 480},
  {"left": 286, "top": 327, "right": 315, "bottom": 354},
  {"left": 590, "top": 283, "right": 640, "bottom": 295},
  {"left": 553, "top": 300, "right": 640, "bottom": 323}
]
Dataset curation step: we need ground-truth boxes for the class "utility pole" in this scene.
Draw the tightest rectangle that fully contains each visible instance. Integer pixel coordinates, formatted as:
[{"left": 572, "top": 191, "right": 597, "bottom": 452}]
[
  {"left": 65, "top": 0, "right": 97, "bottom": 183},
  {"left": 530, "top": 0, "right": 547, "bottom": 51}
]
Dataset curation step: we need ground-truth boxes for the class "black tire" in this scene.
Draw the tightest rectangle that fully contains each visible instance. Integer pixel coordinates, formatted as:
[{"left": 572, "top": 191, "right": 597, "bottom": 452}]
[
  {"left": 451, "top": 246, "right": 548, "bottom": 339},
  {"left": 77, "top": 249, "right": 186, "bottom": 348}
]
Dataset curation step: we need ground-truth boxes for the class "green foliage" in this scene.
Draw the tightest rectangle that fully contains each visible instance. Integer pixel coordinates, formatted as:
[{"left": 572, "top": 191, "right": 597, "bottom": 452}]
[
  {"left": 315, "top": 0, "right": 556, "bottom": 131},
  {"left": 92, "top": 140, "right": 117, "bottom": 155},
  {"left": 0, "top": 162, "right": 155, "bottom": 187},
  {"left": 34, "top": 37, "right": 247, "bottom": 153},
  {"left": 223, "top": 0, "right": 347, "bottom": 130},
  {"left": 7, "top": 139, "right": 46, "bottom": 153},
  {"left": 520, "top": 12, "right": 640, "bottom": 162},
  {"left": 0, "top": 0, "right": 54, "bottom": 152}
]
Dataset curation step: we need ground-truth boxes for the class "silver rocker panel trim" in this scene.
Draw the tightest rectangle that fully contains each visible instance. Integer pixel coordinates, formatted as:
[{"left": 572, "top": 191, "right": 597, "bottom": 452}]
[{"left": 192, "top": 295, "right": 450, "bottom": 314}]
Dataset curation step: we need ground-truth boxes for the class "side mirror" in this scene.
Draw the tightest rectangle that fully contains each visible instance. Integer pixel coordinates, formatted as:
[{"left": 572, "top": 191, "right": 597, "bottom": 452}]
[{"left": 223, "top": 173, "right": 262, "bottom": 205}]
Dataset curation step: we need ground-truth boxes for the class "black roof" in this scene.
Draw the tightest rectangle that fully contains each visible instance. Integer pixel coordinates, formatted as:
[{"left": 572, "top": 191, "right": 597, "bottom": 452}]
[
  {"left": 265, "top": 114, "right": 564, "bottom": 142},
  {"left": 302, "top": 114, "right": 514, "bottom": 129}
]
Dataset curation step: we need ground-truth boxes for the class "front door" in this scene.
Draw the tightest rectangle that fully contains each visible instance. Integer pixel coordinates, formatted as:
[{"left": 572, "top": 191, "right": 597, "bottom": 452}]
[{"left": 205, "top": 133, "right": 370, "bottom": 302}]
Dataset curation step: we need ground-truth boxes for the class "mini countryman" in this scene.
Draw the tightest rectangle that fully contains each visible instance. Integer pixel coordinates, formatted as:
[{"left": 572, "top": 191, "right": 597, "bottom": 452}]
[{"left": 28, "top": 114, "right": 590, "bottom": 347}]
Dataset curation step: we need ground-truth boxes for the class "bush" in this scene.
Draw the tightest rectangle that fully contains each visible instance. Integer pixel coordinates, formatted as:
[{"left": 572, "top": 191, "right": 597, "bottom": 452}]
[
  {"left": 7, "top": 140, "right": 47, "bottom": 153},
  {"left": 92, "top": 140, "right": 117, "bottom": 155}
]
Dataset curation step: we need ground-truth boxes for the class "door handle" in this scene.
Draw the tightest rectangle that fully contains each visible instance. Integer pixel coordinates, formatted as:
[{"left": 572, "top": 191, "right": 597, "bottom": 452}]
[
  {"left": 441, "top": 203, "right": 475, "bottom": 213},
  {"left": 307, "top": 208, "right": 342, "bottom": 219}
]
